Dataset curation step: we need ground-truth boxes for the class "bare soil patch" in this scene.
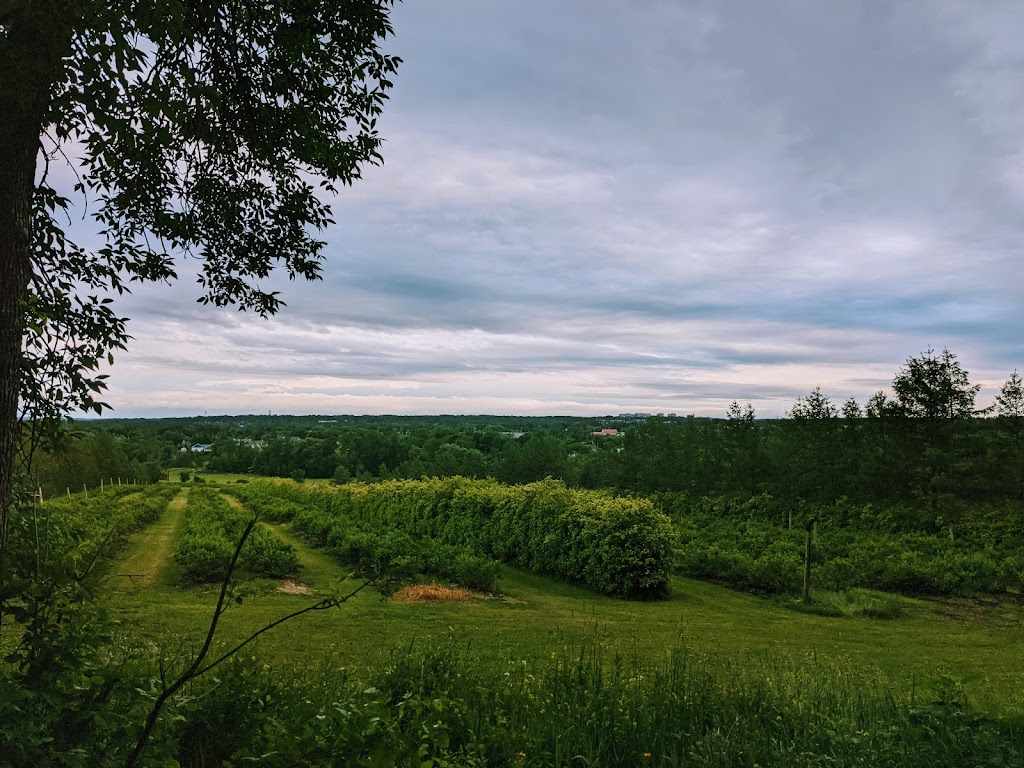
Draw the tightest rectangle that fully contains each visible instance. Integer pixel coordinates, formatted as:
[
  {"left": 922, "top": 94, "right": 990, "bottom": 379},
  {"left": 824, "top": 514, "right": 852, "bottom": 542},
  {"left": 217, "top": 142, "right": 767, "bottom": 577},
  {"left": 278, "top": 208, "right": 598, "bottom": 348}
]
[
  {"left": 277, "top": 579, "right": 313, "bottom": 596},
  {"left": 392, "top": 584, "right": 478, "bottom": 603}
]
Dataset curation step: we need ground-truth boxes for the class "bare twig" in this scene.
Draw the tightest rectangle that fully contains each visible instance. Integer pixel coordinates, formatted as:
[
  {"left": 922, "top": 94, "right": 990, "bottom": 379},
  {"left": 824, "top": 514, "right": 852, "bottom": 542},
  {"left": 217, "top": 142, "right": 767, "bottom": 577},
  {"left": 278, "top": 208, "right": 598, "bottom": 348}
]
[
  {"left": 124, "top": 514, "right": 373, "bottom": 768},
  {"left": 124, "top": 514, "right": 259, "bottom": 768},
  {"left": 196, "top": 578, "right": 373, "bottom": 677}
]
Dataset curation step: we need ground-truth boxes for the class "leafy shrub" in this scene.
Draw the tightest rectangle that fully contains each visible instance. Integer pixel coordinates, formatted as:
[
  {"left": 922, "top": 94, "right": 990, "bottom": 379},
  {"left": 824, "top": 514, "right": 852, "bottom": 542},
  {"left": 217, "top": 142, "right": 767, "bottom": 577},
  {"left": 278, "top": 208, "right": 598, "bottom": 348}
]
[
  {"left": 174, "top": 487, "right": 299, "bottom": 583},
  {"left": 226, "top": 483, "right": 499, "bottom": 591},
  {"left": 228, "top": 478, "right": 676, "bottom": 598},
  {"left": 5, "top": 484, "right": 179, "bottom": 581},
  {"left": 661, "top": 492, "right": 1019, "bottom": 597}
]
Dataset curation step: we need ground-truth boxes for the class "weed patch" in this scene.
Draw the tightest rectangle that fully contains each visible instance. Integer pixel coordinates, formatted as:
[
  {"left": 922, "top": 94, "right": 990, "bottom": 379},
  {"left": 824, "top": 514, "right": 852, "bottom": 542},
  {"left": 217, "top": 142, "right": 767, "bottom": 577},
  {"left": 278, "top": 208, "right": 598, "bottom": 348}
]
[{"left": 782, "top": 588, "right": 912, "bottom": 619}]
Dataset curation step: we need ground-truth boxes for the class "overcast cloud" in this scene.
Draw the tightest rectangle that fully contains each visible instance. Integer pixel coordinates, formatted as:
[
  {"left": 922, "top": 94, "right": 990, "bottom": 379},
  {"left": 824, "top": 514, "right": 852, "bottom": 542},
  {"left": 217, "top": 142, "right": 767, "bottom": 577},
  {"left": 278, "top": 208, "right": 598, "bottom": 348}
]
[{"left": 88, "top": 0, "right": 1024, "bottom": 418}]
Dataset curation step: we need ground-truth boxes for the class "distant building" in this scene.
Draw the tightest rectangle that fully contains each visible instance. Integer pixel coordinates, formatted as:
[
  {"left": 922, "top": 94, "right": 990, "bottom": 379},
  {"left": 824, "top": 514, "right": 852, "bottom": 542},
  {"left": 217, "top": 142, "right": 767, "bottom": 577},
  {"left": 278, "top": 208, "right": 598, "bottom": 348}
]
[
  {"left": 616, "top": 413, "right": 651, "bottom": 422},
  {"left": 593, "top": 428, "right": 622, "bottom": 436},
  {"left": 190, "top": 443, "right": 213, "bottom": 453}
]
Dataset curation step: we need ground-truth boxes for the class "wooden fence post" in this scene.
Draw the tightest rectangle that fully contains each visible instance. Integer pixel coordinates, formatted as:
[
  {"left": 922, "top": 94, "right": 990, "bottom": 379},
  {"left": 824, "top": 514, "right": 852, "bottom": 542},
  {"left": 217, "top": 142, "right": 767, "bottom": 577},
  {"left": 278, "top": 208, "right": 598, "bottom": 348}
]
[{"left": 803, "top": 516, "right": 818, "bottom": 604}]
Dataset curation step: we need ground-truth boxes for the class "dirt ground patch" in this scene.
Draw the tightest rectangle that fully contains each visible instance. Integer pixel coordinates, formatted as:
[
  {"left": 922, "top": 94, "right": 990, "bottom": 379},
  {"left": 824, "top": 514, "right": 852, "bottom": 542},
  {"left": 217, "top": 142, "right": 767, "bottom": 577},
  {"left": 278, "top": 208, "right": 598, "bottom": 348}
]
[
  {"left": 928, "top": 595, "right": 1024, "bottom": 627},
  {"left": 392, "top": 584, "right": 478, "bottom": 603},
  {"left": 277, "top": 579, "right": 313, "bottom": 595}
]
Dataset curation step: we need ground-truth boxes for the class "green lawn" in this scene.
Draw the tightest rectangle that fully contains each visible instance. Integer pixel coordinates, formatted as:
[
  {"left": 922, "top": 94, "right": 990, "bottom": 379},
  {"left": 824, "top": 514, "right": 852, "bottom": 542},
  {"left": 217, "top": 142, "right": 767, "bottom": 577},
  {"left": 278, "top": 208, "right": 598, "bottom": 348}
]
[{"left": 103, "top": 482, "right": 1024, "bottom": 719}]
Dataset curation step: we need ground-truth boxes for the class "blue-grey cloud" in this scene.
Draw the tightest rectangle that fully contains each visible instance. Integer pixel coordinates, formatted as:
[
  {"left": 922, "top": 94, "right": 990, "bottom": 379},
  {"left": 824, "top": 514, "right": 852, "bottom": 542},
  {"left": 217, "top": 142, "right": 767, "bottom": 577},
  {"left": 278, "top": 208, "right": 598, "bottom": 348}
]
[{"left": 70, "top": 0, "right": 1024, "bottom": 418}]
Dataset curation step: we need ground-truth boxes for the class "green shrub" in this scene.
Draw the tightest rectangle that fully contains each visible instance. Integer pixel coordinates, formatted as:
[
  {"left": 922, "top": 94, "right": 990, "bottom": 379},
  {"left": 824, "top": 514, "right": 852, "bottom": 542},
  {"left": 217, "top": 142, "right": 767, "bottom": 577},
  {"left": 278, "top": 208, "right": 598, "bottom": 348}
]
[
  {"left": 228, "top": 478, "right": 676, "bottom": 598},
  {"left": 5, "top": 484, "right": 179, "bottom": 582},
  {"left": 174, "top": 488, "right": 299, "bottom": 583},
  {"left": 663, "top": 492, "right": 1019, "bottom": 598}
]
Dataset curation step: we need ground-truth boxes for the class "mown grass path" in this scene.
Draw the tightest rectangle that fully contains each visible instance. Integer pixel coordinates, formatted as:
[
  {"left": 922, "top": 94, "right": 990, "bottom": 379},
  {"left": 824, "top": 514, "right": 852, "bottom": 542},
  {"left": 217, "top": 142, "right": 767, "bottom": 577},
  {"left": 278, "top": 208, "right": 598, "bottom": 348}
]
[
  {"left": 110, "top": 488, "right": 188, "bottom": 590},
  {"left": 265, "top": 522, "right": 355, "bottom": 594}
]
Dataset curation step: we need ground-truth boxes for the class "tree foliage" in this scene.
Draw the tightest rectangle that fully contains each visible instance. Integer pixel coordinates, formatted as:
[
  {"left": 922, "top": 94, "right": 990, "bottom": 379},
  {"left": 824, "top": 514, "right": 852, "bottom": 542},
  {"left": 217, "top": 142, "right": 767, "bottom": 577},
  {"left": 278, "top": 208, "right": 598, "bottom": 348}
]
[
  {"left": 996, "top": 371, "right": 1024, "bottom": 421},
  {"left": 23, "top": 0, "right": 398, "bottom": 418},
  {"left": 0, "top": 0, "right": 400, "bottom": 544},
  {"left": 892, "top": 348, "right": 982, "bottom": 423},
  {"left": 789, "top": 386, "right": 838, "bottom": 421}
]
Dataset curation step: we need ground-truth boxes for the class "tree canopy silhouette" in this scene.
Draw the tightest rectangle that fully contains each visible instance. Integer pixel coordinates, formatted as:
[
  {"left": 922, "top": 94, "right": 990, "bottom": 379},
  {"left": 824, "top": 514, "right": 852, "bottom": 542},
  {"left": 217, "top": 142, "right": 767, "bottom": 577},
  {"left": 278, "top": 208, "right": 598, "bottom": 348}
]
[{"left": 0, "top": 0, "right": 399, "bottom": 556}]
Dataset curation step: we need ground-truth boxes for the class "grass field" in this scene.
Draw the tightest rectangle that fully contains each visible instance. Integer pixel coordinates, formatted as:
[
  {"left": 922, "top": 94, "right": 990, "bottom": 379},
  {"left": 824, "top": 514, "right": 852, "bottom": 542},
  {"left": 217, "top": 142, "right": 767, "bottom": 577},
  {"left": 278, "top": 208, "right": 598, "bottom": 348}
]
[{"left": 103, "top": 481, "right": 1024, "bottom": 720}]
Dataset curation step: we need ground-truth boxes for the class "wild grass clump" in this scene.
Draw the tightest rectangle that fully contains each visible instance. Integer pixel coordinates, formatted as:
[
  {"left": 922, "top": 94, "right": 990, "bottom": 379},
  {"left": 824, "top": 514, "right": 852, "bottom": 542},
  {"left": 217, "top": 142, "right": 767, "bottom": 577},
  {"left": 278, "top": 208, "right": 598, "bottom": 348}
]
[
  {"left": 160, "top": 642, "right": 1022, "bottom": 768},
  {"left": 785, "top": 588, "right": 911, "bottom": 619}
]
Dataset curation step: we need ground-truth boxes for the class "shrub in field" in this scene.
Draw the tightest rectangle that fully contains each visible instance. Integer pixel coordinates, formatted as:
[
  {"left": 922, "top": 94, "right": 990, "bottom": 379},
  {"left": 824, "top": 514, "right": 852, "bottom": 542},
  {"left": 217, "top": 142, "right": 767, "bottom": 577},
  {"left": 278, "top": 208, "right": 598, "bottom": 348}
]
[
  {"left": 661, "top": 492, "right": 1019, "bottom": 597},
  {"left": 5, "top": 484, "right": 179, "bottom": 580},
  {"left": 672, "top": 514, "right": 804, "bottom": 594},
  {"left": 218, "top": 487, "right": 305, "bottom": 524},
  {"left": 232, "top": 477, "right": 676, "bottom": 598},
  {"left": 174, "top": 487, "right": 298, "bottom": 583},
  {"left": 425, "top": 545, "right": 500, "bottom": 593},
  {"left": 225, "top": 482, "right": 500, "bottom": 591}
]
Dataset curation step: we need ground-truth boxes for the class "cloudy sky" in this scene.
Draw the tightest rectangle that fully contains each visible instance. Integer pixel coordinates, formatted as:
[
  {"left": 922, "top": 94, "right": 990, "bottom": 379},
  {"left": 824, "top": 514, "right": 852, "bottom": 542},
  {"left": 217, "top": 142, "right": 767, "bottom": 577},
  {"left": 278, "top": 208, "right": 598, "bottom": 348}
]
[{"left": 94, "top": 1, "right": 1024, "bottom": 418}]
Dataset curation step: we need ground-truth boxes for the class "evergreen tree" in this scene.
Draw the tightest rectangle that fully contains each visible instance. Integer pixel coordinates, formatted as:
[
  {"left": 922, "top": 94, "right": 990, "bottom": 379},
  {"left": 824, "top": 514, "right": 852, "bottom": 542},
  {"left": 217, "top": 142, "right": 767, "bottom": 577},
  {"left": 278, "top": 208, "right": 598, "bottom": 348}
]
[
  {"left": 891, "top": 348, "right": 983, "bottom": 524},
  {"left": 996, "top": 371, "right": 1024, "bottom": 499}
]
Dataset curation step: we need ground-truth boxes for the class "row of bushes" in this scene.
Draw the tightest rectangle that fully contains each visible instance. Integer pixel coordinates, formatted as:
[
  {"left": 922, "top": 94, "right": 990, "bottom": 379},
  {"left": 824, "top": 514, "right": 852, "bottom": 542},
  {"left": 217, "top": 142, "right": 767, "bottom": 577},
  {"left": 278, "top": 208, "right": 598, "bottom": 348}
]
[
  {"left": 7, "top": 484, "right": 179, "bottom": 580},
  {"left": 223, "top": 484, "right": 500, "bottom": 592},
  {"left": 662, "top": 492, "right": 1024, "bottom": 542},
  {"left": 228, "top": 477, "right": 676, "bottom": 598},
  {"left": 174, "top": 487, "right": 299, "bottom": 583},
  {"left": 659, "top": 493, "right": 1021, "bottom": 597}
]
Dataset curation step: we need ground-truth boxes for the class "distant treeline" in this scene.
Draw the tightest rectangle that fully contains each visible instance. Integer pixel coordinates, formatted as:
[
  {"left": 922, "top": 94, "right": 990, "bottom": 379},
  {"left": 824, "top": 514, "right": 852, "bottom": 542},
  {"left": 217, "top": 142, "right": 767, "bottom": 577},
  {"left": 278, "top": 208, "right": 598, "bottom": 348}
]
[
  {"left": 32, "top": 349, "right": 1024, "bottom": 513},
  {"left": 30, "top": 431, "right": 165, "bottom": 497}
]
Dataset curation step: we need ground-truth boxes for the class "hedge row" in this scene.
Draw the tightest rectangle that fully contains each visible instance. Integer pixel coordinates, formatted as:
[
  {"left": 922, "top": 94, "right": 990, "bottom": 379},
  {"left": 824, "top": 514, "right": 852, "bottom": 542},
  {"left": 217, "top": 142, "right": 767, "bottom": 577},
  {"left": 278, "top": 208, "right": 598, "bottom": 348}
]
[
  {"left": 7, "top": 484, "right": 179, "bottom": 579},
  {"left": 174, "top": 487, "right": 299, "bottom": 583},
  {"left": 223, "top": 484, "right": 499, "bottom": 592},
  {"left": 230, "top": 478, "right": 676, "bottom": 599},
  {"left": 659, "top": 493, "right": 1023, "bottom": 597}
]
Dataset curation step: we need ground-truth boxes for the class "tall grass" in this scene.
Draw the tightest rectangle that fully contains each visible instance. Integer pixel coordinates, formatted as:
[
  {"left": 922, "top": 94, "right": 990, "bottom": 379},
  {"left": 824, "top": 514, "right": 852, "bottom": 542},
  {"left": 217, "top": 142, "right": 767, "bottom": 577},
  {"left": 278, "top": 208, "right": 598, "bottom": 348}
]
[{"left": 169, "top": 640, "right": 1022, "bottom": 767}]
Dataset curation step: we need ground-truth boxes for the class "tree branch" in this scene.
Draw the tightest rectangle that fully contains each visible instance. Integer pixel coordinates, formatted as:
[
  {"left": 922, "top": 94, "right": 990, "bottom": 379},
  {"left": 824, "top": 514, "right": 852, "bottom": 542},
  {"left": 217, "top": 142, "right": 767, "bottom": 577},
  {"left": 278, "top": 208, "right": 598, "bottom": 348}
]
[{"left": 124, "top": 513, "right": 374, "bottom": 768}]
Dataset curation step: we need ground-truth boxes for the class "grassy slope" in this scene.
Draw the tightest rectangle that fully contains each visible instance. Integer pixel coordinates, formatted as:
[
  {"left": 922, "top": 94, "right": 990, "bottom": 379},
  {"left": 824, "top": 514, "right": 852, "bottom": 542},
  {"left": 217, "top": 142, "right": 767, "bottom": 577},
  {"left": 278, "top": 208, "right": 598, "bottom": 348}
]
[{"left": 104, "top": 483, "right": 1024, "bottom": 718}]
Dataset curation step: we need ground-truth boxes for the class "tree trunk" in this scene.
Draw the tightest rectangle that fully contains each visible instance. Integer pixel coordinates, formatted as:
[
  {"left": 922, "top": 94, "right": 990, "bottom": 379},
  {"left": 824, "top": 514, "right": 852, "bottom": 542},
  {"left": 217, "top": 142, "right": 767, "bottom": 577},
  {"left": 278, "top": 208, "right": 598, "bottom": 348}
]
[{"left": 0, "top": 2, "right": 73, "bottom": 578}]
